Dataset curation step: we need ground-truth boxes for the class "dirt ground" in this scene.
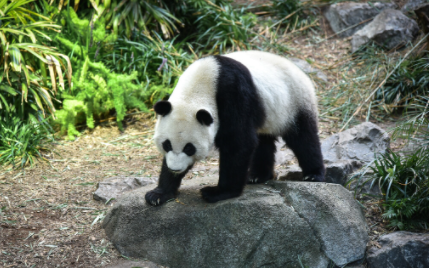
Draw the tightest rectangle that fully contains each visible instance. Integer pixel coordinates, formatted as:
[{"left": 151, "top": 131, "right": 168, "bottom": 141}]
[{"left": 0, "top": 8, "right": 408, "bottom": 268}]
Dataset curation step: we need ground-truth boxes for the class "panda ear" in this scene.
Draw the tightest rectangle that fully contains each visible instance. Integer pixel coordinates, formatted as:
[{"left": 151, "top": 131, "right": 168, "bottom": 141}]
[
  {"left": 154, "top": 101, "right": 172, "bottom": 116},
  {"left": 196, "top": 109, "right": 213, "bottom": 126}
]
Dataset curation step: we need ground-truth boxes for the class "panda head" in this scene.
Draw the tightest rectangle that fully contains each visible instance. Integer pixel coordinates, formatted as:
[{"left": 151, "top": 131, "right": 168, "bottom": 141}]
[{"left": 153, "top": 100, "right": 216, "bottom": 173}]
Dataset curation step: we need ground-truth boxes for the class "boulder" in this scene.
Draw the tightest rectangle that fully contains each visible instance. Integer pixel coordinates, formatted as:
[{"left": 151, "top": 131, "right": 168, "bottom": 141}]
[
  {"left": 324, "top": 2, "right": 397, "bottom": 37},
  {"left": 367, "top": 231, "right": 429, "bottom": 268},
  {"left": 321, "top": 122, "right": 390, "bottom": 164},
  {"left": 102, "top": 176, "right": 368, "bottom": 268},
  {"left": 351, "top": 9, "right": 419, "bottom": 52},
  {"left": 93, "top": 176, "right": 157, "bottom": 203}
]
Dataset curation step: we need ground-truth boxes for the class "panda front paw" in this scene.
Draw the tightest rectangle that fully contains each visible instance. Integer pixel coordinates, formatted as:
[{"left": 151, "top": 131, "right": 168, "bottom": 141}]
[
  {"left": 200, "top": 186, "right": 242, "bottom": 203},
  {"left": 145, "top": 188, "right": 175, "bottom": 206}
]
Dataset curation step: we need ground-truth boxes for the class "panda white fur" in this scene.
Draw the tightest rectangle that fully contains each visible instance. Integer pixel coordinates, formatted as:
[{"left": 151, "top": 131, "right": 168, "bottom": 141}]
[{"left": 146, "top": 50, "right": 325, "bottom": 206}]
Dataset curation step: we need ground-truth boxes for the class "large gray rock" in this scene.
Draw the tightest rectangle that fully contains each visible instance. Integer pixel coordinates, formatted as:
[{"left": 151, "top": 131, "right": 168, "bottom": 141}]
[
  {"left": 321, "top": 122, "right": 390, "bottom": 164},
  {"left": 93, "top": 176, "right": 157, "bottom": 203},
  {"left": 351, "top": 9, "right": 419, "bottom": 52},
  {"left": 103, "top": 176, "right": 368, "bottom": 268},
  {"left": 324, "top": 2, "right": 397, "bottom": 37},
  {"left": 367, "top": 231, "right": 429, "bottom": 268}
]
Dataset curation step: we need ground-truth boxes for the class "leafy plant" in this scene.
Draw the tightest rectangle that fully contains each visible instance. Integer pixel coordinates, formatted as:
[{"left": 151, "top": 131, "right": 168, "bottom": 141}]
[
  {"left": 0, "top": 114, "right": 52, "bottom": 168},
  {"left": 52, "top": 8, "right": 148, "bottom": 139},
  {"left": 174, "top": 0, "right": 257, "bottom": 52},
  {"left": 0, "top": 0, "right": 71, "bottom": 119},
  {"left": 376, "top": 57, "right": 429, "bottom": 109},
  {"left": 60, "top": 0, "right": 182, "bottom": 38},
  {"left": 369, "top": 149, "right": 429, "bottom": 229},
  {"left": 103, "top": 32, "right": 193, "bottom": 105}
]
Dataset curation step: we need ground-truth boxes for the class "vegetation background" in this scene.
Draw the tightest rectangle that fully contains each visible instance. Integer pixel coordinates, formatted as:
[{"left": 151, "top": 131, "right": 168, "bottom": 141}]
[{"left": 0, "top": 0, "right": 428, "bottom": 266}]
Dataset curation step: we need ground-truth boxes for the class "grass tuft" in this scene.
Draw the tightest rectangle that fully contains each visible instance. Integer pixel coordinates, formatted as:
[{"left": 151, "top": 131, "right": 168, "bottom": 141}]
[{"left": 0, "top": 115, "right": 52, "bottom": 168}]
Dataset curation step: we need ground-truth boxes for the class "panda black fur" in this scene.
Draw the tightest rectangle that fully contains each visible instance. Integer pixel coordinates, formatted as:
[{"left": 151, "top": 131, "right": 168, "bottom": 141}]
[{"left": 146, "top": 51, "right": 325, "bottom": 206}]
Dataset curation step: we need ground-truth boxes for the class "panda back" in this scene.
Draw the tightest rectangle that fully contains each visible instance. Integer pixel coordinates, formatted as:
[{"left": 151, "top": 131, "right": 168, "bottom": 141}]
[{"left": 225, "top": 51, "right": 318, "bottom": 135}]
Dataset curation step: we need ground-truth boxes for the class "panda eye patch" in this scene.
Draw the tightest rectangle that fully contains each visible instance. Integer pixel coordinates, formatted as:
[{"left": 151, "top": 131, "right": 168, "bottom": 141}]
[
  {"left": 162, "top": 140, "right": 172, "bottom": 152},
  {"left": 183, "top": 143, "right": 196, "bottom": 156}
]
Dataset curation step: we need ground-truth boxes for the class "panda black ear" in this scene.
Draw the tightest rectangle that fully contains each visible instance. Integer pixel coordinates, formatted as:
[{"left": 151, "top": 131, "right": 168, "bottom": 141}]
[
  {"left": 196, "top": 109, "right": 213, "bottom": 126},
  {"left": 154, "top": 101, "right": 172, "bottom": 116}
]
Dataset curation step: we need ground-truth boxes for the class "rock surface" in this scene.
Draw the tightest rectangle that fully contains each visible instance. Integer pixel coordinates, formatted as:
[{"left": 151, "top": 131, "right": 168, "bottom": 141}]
[
  {"left": 93, "top": 176, "right": 157, "bottom": 203},
  {"left": 321, "top": 122, "right": 390, "bottom": 164},
  {"left": 401, "top": 0, "right": 427, "bottom": 11},
  {"left": 103, "top": 259, "right": 165, "bottom": 268},
  {"left": 367, "top": 231, "right": 429, "bottom": 268},
  {"left": 103, "top": 176, "right": 368, "bottom": 268},
  {"left": 351, "top": 9, "right": 419, "bottom": 52},
  {"left": 324, "top": 2, "right": 397, "bottom": 37}
]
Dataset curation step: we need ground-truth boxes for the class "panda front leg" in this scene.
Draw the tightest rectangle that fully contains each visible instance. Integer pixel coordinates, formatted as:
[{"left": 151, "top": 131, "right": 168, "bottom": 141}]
[
  {"left": 200, "top": 133, "right": 257, "bottom": 203},
  {"left": 145, "top": 157, "right": 191, "bottom": 206},
  {"left": 248, "top": 134, "right": 277, "bottom": 184}
]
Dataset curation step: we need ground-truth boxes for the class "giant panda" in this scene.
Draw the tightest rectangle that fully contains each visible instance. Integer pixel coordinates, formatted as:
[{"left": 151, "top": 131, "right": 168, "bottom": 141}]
[{"left": 145, "top": 50, "right": 325, "bottom": 206}]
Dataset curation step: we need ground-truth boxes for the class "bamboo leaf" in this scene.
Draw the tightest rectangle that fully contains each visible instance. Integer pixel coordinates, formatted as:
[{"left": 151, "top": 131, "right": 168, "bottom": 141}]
[{"left": 45, "top": 55, "right": 56, "bottom": 93}]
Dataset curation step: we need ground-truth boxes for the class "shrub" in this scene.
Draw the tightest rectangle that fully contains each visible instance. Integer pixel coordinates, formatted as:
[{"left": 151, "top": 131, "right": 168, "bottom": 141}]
[
  {"left": 52, "top": 8, "right": 148, "bottom": 139},
  {"left": 376, "top": 57, "right": 429, "bottom": 109},
  {"left": 103, "top": 32, "right": 194, "bottom": 105},
  {"left": 0, "top": 115, "right": 52, "bottom": 168},
  {"left": 0, "top": 0, "right": 71, "bottom": 120},
  {"left": 369, "top": 149, "right": 429, "bottom": 229}
]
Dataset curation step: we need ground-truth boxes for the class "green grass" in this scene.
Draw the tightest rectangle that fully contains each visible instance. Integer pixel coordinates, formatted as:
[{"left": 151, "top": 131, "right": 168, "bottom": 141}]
[{"left": 0, "top": 115, "right": 52, "bottom": 168}]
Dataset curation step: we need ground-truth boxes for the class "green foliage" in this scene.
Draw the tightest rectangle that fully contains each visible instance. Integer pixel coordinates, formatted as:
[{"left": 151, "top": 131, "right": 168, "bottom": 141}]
[
  {"left": 174, "top": 0, "right": 257, "bottom": 52},
  {"left": 0, "top": 0, "right": 71, "bottom": 119},
  {"left": 369, "top": 149, "right": 429, "bottom": 229},
  {"left": 178, "top": 0, "right": 257, "bottom": 52},
  {"left": 103, "top": 32, "right": 193, "bottom": 105},
  {"left": 52, "top": 7, "right": 147, "bottom": 140},
  {"left": 271, "top": 0, "right": 303, "bottom": 23},
  {"left": 0, "top": 114, "right": 52, "bottom": 168},
  {"left": 376, "top": 57, "right": 429, "bottom": 108}
]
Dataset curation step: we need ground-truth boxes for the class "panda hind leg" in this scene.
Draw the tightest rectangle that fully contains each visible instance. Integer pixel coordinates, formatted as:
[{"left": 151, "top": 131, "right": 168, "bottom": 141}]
[
  {"left": 248, "top": 134, "right": 277, "bottom": 184},
  {"left": 282, "top": 110, "right": 325, "bottom": 182}
]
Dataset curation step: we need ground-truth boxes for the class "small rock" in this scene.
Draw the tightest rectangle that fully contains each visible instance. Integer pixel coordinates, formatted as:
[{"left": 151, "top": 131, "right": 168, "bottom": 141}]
[
  {"left": 325, "top": 160, "right": 362, "bottom": 185},
  {"left": 321, "top": 122, "right": 390, "bottom": 165},
  {"left": 93, "top": 176, "right": 158, "bottom": 203},
  {"left": 324, "top": 2, "right": 397, "bottom": 37},
  {"left": 289, "top": 58, "right": 328, "bottom": 82},
  {"left": 274, "top": 140, "right": 295, "bottom": 165},
  {"left": 278, "top": 160, "right": 362, "bottom": 187},
  {"left": 367, "top": 231, "right": 429, "bottom": 268},
  {"left": 351, "top": 9, "right": 419, "bottom": 52},
  {"left": 277, "top": 165, "right": 302, "bottom": 181},
  {"left": 401, "top": 0, "right": 427, "bottom": 11}
]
